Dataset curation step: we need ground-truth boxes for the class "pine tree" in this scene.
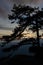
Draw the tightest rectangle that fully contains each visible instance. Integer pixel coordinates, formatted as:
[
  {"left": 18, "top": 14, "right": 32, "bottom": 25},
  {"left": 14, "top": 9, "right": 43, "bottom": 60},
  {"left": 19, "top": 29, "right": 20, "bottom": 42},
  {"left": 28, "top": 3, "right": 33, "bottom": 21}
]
[{"left": 3, "top": 4, "right": 43, "bottom": 47}]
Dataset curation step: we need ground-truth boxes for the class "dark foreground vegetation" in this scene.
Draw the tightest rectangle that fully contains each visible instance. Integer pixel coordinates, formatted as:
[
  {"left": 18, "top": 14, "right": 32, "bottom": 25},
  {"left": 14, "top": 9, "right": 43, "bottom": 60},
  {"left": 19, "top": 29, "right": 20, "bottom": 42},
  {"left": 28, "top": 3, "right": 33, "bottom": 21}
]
[
  {"left": 0, "top": 38, "right": 43, "bottom": 65},
  {"left": 0, "top": 51, "right": 43, "bottom": 65}
]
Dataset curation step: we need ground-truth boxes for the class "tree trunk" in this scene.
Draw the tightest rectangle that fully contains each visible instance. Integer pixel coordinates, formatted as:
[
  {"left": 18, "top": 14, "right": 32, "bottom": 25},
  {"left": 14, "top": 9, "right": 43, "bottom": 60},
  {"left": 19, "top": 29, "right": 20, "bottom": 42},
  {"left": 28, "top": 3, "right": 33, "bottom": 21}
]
[{"left": 36, "top": 20, "right": 40, "bottom": 47}]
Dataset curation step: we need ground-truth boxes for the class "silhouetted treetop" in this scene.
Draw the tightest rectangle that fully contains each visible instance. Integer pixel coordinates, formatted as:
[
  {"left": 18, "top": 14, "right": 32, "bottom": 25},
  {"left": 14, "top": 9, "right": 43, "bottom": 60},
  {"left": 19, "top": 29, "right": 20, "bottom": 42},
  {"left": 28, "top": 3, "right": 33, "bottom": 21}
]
[{"left": 3, "top": 4, "right": 43, "bottom": 45}]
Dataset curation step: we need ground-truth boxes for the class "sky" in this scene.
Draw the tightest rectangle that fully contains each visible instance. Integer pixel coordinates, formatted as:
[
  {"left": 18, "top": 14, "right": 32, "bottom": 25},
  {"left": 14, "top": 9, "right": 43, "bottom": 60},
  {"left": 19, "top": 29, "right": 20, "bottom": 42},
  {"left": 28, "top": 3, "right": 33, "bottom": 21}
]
[{"left": 0, "top": 0, "right": 43, "bottom": 36}]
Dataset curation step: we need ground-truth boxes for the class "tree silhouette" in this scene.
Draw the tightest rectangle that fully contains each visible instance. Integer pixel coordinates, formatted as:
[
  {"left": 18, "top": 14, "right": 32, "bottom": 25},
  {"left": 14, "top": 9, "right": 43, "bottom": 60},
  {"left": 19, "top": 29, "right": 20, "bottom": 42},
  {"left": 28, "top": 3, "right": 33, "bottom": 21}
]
[
  {"left": 1, "top": 5, "right": 43, "bottom": 65},
  {"left": 2, "top": 4, "right": 43, "bottom": 47}
]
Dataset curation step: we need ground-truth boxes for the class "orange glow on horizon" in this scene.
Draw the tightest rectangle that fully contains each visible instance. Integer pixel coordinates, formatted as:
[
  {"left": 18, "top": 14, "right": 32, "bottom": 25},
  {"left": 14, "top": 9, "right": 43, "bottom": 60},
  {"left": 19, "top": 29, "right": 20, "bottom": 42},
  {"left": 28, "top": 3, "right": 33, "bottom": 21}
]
[
  {"left": 0, "top": 29, "right": 43, "bottom": 39},
  {"left": 0, "top": 29, "right": 12, "bottom": 37},
  {"left": 22, "top": 32, "right": 37, "bottom": 38}
]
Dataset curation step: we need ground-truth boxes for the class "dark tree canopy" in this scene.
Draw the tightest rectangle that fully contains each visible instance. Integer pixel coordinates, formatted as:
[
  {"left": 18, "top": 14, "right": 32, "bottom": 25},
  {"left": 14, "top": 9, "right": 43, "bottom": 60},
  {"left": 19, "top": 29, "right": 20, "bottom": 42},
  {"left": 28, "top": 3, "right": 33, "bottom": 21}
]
[{"left": 3, "top": 4, "right": 43, "bottom": 46}]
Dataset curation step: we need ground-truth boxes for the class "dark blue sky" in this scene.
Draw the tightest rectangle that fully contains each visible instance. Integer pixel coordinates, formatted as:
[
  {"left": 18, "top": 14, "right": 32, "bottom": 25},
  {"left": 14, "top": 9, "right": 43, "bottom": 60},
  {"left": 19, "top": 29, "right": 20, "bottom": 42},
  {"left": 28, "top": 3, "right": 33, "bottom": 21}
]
[{"left": 0, "top": 0, "right": 43, "bottom": 30}]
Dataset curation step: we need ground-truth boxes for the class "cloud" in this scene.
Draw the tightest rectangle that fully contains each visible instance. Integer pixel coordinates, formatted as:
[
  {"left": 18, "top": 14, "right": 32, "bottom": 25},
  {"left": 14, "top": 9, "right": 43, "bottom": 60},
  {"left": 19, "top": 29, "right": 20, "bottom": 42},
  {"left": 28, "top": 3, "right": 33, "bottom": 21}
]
[
  {"left": 0, "top": 7, "right": 8, "bottom": 18},
  {"left": 0, "top": 25, "right": 13, "bottom": 30},
  {"left": 9, "top": 0, "right": 40, "bottom": 4},
  {"left": 0, "top": 0, "right": 43, "bottom": 30},
  {"left": 0, "top": 0, "right": 13, "bottom": 18}
]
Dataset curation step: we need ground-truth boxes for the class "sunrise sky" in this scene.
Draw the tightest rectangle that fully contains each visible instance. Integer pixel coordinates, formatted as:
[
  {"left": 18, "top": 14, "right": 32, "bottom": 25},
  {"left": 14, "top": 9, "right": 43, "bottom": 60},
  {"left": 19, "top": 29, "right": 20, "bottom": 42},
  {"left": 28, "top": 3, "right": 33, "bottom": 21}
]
[{"left": 0, "top": 0, "right": 43, "bottom": 38}]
